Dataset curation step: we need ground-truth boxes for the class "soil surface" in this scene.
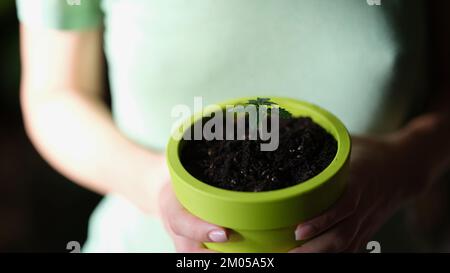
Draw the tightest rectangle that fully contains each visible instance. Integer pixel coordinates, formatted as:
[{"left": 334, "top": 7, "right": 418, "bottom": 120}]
[{"left": 181, "top": 116, "right": 337, "bottom": 192}]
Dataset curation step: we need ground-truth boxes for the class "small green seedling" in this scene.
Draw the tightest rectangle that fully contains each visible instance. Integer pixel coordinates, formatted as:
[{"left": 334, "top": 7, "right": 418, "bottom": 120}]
[
  {"left": 245, "top": 97, "right": 292, "bottom": 119},
  {"left": 245, "top": 98, "right": 292, "bottom": 135}
]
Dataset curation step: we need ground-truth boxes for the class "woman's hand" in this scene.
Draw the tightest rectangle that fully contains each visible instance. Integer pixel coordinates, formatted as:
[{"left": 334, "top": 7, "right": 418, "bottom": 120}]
[
  {"left": 158, "top": 183, "right": 228, "bottom": 252},
  {"left": 289, "top": 135, "right": 430, "bottom": 253}
]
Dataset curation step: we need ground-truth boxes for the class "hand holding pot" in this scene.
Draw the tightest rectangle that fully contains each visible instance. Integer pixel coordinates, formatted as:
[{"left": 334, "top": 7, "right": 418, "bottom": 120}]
[
  {"left": 158, "top": 183, "right": 228, "bottom": 252},
  {"left": 290, "top": 135, "right": 429, "bottom": 252}
]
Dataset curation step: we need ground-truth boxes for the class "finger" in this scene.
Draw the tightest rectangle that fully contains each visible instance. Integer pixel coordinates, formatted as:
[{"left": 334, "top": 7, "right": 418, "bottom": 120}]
[
  {"left": 345, "top": 238, "right": 365, "bottom": 253},
  {"left": 344, "top": 216, "right": 379, "bottom": 253},
  {"left": 340, "top": 230, "right": 366, "bottom": 253},
  {"left": 161, "top": 184, "right": 228, "bottom": 243},
  {"left": 294, "top": 186, "right": 361, "bottom": 241},
  {"left": 165, "top": 220, "right": 218, "bottom": 253},
  {"left": 172, "top": 233, "right": 218, "bottom": 253},
  {"left": 344, "top": 231, "right": 373, "bottom": 253},
  {"left": 289, "top": 215, "right": 361, "bottom": 253}
]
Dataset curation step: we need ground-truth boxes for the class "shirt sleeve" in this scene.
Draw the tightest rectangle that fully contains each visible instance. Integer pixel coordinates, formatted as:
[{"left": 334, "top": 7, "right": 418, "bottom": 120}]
[{"left": 16, "top": 0, "right": 103, "bottom": 30}]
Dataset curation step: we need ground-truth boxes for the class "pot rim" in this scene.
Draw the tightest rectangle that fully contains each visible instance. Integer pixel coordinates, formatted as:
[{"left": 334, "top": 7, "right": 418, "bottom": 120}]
[{"left": 167, "top": 97, "right": 351, "bottom": 204}]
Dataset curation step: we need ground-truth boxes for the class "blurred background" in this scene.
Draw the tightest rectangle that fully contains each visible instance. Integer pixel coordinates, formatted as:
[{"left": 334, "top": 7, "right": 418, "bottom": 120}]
[
  {"left": 1, "top": 1, "right": 449, "bottom": 253},
  {"left": 0, "top": 1, "right": 101, "bottom": 252}
]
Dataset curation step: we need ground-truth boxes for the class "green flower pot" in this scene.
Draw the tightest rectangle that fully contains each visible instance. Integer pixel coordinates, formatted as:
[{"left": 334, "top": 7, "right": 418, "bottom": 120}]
[{"left": 166, "top": 97, "right": 351, "bottom": 253}]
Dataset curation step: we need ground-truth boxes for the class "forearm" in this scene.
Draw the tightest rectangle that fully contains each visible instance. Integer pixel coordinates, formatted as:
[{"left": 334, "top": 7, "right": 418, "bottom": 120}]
[
  {"left": 391, "top": 111, "right": 450, "bottom": 188},
  {"left": 387, "top": 1, "right": 450, "bottom": 194},
  {"left": 408, "top": 0, "right": 450, "bottom": 186},
  {"left": 21, "top": 88, "right": 166, "bottom": 215}
]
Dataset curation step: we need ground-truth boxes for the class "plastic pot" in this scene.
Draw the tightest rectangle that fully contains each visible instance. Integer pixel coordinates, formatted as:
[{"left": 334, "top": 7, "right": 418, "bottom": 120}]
[{"left": 166, "top": 97, "right": 351, "bottom": 253}]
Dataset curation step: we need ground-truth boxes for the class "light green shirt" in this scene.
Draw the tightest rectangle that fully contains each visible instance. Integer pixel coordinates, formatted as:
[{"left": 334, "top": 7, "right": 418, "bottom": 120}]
[{"left": 17, "top": 0, "right": 429, "bottom": 252}]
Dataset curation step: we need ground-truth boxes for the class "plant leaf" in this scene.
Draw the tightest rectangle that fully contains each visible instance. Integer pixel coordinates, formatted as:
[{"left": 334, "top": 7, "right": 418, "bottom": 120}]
[
  {"left": 278, "top": 107, "right": 293, "bottom": 119},
  {"left": 245, "top": 97, "right": 293, "bottom": 120}
]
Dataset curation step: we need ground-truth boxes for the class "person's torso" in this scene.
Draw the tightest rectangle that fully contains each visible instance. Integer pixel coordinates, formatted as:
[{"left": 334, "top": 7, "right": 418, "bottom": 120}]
[{"left": 100, "top": 0, "right": 429, "bottom": 150}]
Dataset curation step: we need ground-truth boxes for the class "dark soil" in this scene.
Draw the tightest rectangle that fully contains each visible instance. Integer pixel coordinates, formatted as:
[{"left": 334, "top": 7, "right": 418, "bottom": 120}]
[{"left": 180, "top": 116, "right": 337, "bottom": 192}]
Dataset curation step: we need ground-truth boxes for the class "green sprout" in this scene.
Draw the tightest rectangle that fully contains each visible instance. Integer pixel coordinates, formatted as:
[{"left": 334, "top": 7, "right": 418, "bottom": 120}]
[
  {"left": 231, "top": 98, "right": 292, "bottom": 139},
  {"left": 245, "top": 97, "right": 293, "bottom": 119}
]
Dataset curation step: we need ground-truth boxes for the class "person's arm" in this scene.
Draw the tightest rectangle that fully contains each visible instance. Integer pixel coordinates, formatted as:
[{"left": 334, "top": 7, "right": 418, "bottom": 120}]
[
  {"left": 21, "top": 24, "right": 230, "bottom": 252},
  {"left": 289, "top": 2, "right": 450, "bottom": 252},
  {"left": 393, "top": 0, "right": 450, "bottom": 191},
  {"left": 391, "top": 0, "right": 450, "bottom": 190},
  {"left": 19, "top": 24, "right": 167, "bottom": 214}
]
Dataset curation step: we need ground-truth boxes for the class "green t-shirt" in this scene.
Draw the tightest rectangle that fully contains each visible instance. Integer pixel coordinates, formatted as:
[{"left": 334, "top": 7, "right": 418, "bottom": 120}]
[{"left": 17, "top": 0, "right": 429, "bottom": 252}]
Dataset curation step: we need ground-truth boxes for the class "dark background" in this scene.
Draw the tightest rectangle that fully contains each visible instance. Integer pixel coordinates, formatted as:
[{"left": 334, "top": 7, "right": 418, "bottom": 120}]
[{"left": 0, "top": 2, "right": 101, "bottom": 252}]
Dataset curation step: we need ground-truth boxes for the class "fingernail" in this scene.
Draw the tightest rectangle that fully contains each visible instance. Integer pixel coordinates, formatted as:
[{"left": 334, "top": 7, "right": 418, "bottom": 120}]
[
  {"left": 288, "top": 248, "right": 304, "bottom": 253},
  {"left": 208, "top": 230, "right": 228, "bottom": 242},
  {"left": 295, "top": 225, "right": 315, "bottom": 241}
]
